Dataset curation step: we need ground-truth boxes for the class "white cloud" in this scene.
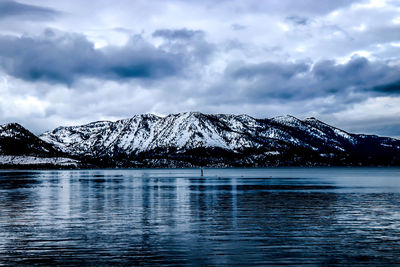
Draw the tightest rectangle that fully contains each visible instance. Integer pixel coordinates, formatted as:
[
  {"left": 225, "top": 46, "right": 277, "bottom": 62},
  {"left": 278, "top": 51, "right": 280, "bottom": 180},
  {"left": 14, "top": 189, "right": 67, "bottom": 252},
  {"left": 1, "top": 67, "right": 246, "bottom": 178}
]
[{"left": 0, "top": 0, "right": 399, "bottom": 138}]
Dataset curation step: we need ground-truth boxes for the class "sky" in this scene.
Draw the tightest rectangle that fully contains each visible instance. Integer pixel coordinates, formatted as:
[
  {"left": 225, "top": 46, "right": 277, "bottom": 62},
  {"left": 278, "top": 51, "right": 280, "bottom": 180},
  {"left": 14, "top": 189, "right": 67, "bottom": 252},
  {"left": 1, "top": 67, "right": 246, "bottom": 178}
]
[{"left": 0, "top": 0, "right": 399, "bottom": 137}]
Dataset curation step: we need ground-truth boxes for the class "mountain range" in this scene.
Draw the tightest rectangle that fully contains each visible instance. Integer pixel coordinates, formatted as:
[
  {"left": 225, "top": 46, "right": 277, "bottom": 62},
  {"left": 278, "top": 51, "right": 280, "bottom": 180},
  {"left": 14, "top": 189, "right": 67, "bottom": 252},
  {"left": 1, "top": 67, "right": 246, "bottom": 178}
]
[{"left": 1, "top": 112, "right": 399, "bottom": 168}]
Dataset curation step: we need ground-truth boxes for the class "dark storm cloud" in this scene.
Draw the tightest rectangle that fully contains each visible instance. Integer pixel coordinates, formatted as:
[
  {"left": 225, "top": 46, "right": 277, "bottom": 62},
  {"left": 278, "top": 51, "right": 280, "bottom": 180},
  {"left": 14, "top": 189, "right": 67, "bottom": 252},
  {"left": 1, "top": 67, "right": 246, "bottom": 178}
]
[
  {"left": 373, "top": 80, "right": 400, "bottom": 94},
  {"left": 225, "top": 56, "right": 400, "bottom": 103},
  {"left": 153, "top": 28, "right": 214, "bottom": 64},
  {"left": 311, "top": 57, "right": 400, "bottom": 95},
  {"left": 0, "top": 0, "right": 59, "bottom": 20},
  {"left": 285, "top": 15, "right": 309, "bottom": 26},
  {"left": 0, "top": 0, "right": 399, "bottom": 139},
  {"left": 231, "top": 61, "right": 310, "bottom": 80},
  {"left": 152, "top": 29, "right": 204, "bottom": 40},
  {"left": 0, "top": 31, "right": 185, "bottom": 84}
]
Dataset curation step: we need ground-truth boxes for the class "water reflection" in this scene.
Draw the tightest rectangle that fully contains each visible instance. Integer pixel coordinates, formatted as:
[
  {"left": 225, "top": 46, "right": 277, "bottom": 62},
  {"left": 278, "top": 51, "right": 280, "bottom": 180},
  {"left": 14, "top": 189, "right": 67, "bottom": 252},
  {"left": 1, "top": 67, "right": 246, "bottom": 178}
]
[{"left": 0, "top": 168, "right": 399, "bottom": 265}]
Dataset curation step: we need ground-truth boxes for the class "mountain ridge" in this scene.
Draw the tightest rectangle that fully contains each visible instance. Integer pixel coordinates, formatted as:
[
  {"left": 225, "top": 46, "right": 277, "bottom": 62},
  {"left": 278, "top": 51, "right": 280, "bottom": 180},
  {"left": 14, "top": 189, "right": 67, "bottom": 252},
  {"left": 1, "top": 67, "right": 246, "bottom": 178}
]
[
  {"left": 0, "top": 122, "right": 85, "bottom": 169},
  {"left": 37, "top": 112, "right": 400, "bottom": 167}
]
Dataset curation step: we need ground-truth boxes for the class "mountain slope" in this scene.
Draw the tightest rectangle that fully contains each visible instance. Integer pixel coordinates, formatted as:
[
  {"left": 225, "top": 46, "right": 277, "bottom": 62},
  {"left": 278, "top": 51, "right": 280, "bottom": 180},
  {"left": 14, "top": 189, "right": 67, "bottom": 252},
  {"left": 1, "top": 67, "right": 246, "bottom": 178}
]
[
  {"left": 39, "top": 112, "right": 400, "bottom": 167},
  {"left": 0, "top": 123, "right": 82, "bottom": 168}
]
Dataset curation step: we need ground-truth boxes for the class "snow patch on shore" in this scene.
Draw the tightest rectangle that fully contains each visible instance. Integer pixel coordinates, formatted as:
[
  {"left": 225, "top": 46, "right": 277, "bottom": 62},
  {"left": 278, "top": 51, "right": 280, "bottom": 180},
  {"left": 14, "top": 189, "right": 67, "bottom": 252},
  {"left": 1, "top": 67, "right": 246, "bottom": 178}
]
[{"left": 0, "top": 155, "right": 79, "bottom": 166}]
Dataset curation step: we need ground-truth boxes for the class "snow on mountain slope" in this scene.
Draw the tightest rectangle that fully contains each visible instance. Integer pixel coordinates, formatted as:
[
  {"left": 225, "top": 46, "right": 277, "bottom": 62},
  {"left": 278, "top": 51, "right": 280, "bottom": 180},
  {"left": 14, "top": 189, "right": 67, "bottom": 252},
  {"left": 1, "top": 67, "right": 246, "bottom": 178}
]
[
  {"left": 0, "top": 123, "right": 50, "bottom": 146},
  {"left": 39, "top": 112, "right": 400, "bottom": 167},
  {"left": 0, "top": 123, "right": 56, "bottom": 155},
  {"left": 0, "top": 123, "right": 83, "bottom": 168},
  {"left": 304, "top": 117, "right": 356, "bottom": 144},
  {"left": 0, "top": 155, "right": 79, "bottom": 167},
  {"left": 40, "top": 112, "right": 266, "bottom": 156},
  {"left": 40, "top": 112, "right": 349, "bottom": 155}
]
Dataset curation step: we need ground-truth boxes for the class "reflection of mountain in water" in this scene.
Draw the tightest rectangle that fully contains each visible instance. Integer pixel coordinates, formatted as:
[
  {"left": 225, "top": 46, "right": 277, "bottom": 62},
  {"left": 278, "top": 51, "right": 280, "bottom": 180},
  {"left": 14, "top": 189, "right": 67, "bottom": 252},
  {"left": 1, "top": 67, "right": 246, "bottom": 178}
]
[{"left": 1, "top": 169, "right": 400, "bottom": 265}]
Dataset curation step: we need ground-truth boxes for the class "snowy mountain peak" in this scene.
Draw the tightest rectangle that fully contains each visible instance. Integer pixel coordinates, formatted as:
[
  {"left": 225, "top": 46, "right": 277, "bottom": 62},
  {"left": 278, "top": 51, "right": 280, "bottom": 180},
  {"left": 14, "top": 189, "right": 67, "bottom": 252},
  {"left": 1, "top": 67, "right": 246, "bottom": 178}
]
[
  {"left": 0, "top": 122, "right": 25, "bottom": 131},
  {"left": 0, "top": 122, "right": 59, "bottom": 156},
  {"left": 305, "top": 117, "right": 317, "bottom": 121},
  {"left": 1, "top": 122, "right": 23, "bottom": 128},
  {"left": 0, "top": 122, "right": 34, "bottom": 139},
  {"left": 39, "top": 112, "right": 400, "bottom": 167},
  {"left": 270, "top": 115, "right": 302, "bottom": 125}
]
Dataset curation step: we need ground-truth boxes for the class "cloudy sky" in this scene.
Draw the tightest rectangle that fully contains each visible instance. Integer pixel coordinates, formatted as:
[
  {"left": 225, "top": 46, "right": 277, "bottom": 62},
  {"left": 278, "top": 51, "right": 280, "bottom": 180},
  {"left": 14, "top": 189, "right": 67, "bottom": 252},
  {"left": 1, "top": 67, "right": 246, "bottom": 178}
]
[{"left": 0, "top": 0, "right": 399, "bottom": 137}]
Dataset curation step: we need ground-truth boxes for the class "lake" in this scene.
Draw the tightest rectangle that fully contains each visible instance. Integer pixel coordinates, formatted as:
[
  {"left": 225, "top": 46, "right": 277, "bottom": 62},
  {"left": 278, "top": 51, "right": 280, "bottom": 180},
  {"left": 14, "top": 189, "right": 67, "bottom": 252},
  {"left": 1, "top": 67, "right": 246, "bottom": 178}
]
[{"left": 0, "top": 168, "right": 400, "bottom": 265}]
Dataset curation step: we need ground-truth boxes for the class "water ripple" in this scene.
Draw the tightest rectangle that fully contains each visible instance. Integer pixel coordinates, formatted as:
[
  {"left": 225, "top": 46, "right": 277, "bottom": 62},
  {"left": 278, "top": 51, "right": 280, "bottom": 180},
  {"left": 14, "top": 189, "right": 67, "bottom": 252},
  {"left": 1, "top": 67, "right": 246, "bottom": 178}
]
[{"left": 0, "top": 168, "right": 399, "bottom": 265}]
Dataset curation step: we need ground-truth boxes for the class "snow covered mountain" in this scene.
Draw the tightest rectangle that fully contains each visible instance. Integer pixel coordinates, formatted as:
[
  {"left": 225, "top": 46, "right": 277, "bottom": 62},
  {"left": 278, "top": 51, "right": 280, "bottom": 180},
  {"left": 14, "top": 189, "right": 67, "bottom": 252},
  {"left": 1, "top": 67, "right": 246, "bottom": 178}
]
[
  {"left": 39, "top": 112, "right": 400, "bottom": 167},
  {"left": 0, "top": 123, "right": 82, "bottom": 168}
]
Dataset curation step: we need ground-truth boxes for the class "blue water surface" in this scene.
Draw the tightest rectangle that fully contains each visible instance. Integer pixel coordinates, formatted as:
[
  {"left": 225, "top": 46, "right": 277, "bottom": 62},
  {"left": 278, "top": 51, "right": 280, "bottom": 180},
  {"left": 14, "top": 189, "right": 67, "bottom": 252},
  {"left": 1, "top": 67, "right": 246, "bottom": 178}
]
[{"left": 0, "top": 167, "right": 400, "bottom": 265}]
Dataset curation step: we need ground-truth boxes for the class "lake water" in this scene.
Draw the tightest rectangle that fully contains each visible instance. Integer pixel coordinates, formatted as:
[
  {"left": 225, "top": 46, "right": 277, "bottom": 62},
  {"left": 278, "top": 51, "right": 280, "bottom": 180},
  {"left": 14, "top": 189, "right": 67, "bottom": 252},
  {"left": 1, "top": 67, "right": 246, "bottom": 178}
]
[{"left": 0, "top": 168, "right": 400, "bottom": 265}]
